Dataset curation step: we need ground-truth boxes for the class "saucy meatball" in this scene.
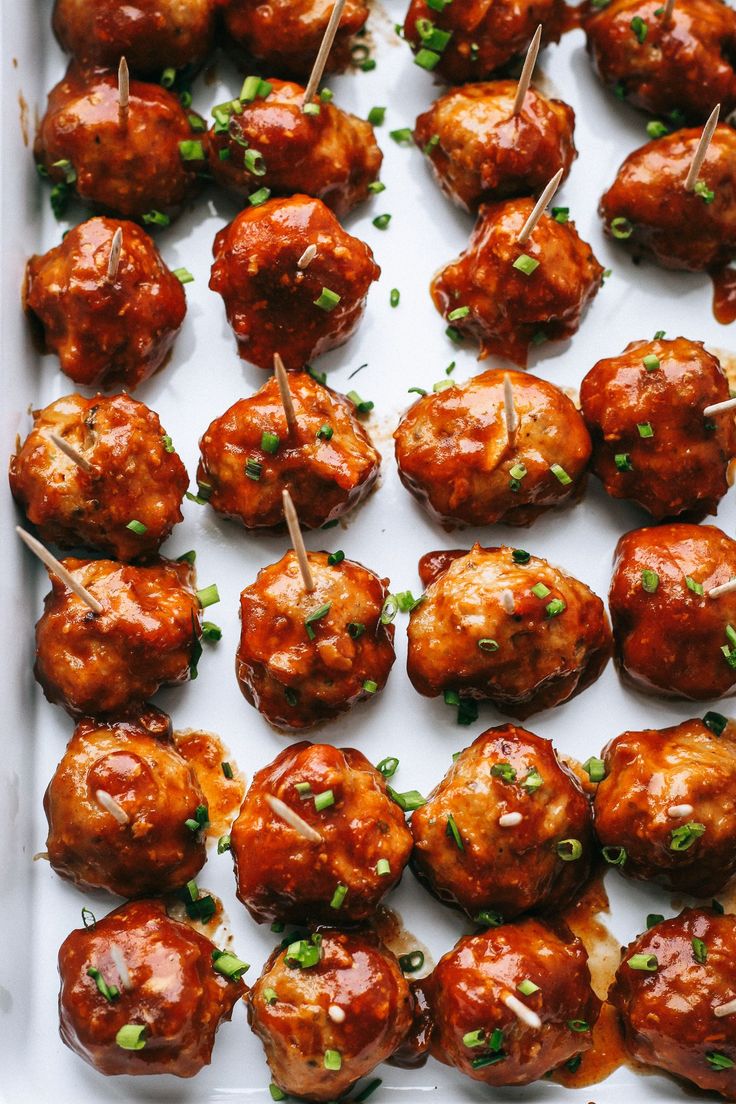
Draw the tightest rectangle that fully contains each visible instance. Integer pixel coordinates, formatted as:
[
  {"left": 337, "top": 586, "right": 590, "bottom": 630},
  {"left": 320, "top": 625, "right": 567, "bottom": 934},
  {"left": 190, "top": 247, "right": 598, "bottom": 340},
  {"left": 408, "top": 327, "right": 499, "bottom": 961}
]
[
  {"left": 210, "top": 195, "right": 380, "bottom": 371},
  {"left": 414, "top": 81, "right": 576, "bottom": 211},
  {"left": 35, "top": 65, "right": 205, "bottom": 222},
  {"left": 34, "top": 556, "right": 203, "bottom": 717},
  {"left": 206, "top": 80, "right": 382, "bottom": 218},
  {"left": 52, "top": 0, "right": 218, "bottom": 75},
  {"left": 427, "top": 918, "right": 601, "bottom": 1085},
  {"left": 58, "top": 898, "right": 246, "bottom": 1077},
  {"left": 10, "top": 392, "right": 188, "bottom": 560},
  {"left": 594, "top": 717, "right": 736, "bottom": 896},
  {"left": 231, "top": 742, "right": 412, "bottom": 925},
  {"left": 611, "top": 908, "right": 736, "bottom": 1098},
  {"left": 599, "top": 124, "right": 736, "bottom": 270},
  {"left": 432, "top": 199, "right": 604, "bottom": 366},
  {"left": 45, "top": 707, "right": 208, "bottom": 898},
  {"left": 581, "top": 337, "right": 736, "bottom": 520},
  {"left": 249, "top": 930, "right": 412, "bottom": 1101},
  {"left": 197, "top": 372, "right": 380, "bottom": 530},
  {"left": 222, "top": 0, "right": 369, "bottom": 77},
  {"left": 411, "top": 724, "right": 593, "bottom": 922},
  {"left": 403, "top": 0, "right": 564, "bottom": 84},
  {"left": 236, "top": 550, "right": 395, "bottom": 730},
  {"left": 609, "top": 522, "right": 736, "bottom": 699},
  {"left": 394, "top": 368, "right": 591, "bottom": 527},
  {"left": 407, "top": 545, "right": 612, "bottom": 718},
  {"left": 585, "top": 0, "right": 736, "bottom": 123}
]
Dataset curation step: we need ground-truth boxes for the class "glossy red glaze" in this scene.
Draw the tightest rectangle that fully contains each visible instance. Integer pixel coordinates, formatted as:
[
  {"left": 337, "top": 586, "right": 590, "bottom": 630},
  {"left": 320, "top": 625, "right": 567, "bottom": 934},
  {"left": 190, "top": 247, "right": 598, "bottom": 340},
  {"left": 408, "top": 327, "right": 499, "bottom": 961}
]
[{"left": 222, "top": 0, "right": 369, "bottom": 76}]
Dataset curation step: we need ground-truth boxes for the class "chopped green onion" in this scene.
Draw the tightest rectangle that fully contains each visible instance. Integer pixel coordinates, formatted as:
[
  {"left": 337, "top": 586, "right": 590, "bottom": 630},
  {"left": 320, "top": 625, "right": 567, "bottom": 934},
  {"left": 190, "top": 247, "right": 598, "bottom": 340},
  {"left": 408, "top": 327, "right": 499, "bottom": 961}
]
[
  {"left": 522, "top": 767, "right": 543, "bottom": 793},
  {"left": 177, "top": 550, "right": 196, "bottom": 565},
  {"left": 368, "top": 106, "right": 386, "bottom": 125},
  {"left": 389, "top": 128, "right": 413, "bottom": 144},
  {"left": 568, "top": 1019, "right": 590, "bottom": 1032},
  {"left": 692, "top": 937, "right": 708, "bottom": 964},
  {"left": 398, "top": 950, "right": 424, "bottom": 973},
  {"left": 654, "top": 329, "right": 666, "bottom": 339},
  {"left": 162, "top": 435, "right": 175, "bottom": 452},
  {"left": 327, "top": 551, "right": 344, "bottom": 566},
  {"left": 87, "top": 967, "right": 120, "bottom": 1002},
  {"left": 703, "top": 711, "right": 728, "bottom": 736},
  {"left": 285, "top": 935, "right": 322, "bottom": 969},
  {"left": 316, "top": 423, "right": 333, "bottom": 441},
  {"left": 81, "top": 907, "right": 96, "bottom": 929},
  {"left": 244, "top": 149, "right": 267, "bottom": 176},
  {"left": 116, "top": 1025, "right": 147, "bottom": 1050},
  {"left": 376, "top": 858, "right": 391, "bottom": 876},
  {"left": 643, "top": 353, "right": 660, "bottom": 371},
  {"left": 474, "top": 910, "right": 504, "bottom": 927},
  {"left": 390, "top": 288, "right": 400, "bottom": 307},
  {"left": 261, "top": 431, "right": 279, "bottom": 454},
  {"left": 669, "top": 821, "right": 705, "bottom": 851},
  {"left": 602, "top": 845, "right": 627, "bottom": 866},
  {"left": 126, "top": 519, "right": 147, "bottom": 535},
  {"left": 694, "top": 180, "right": 715, "bottom": 204},
  {"left": 186, "top": 480, "right": 212, "bottom": 504},
  {"left": 628, "top": 953, "right": 658, "bottom": 971},
  {"left": 173, "top": 267, "right": 194, "bottom": 284},
  {"left": 367, "top": 181, "right": 386, "bottom": 193},
  {"left": 212, "top": 949, "right": 249, "bottom": 980},
  {"left": 221, "top": 761, "right": 234, "bottom": 779},
  {"left": 396, "top": 590, "right": 423, "bottom": 612},
  {"left": 142, "top": 209, "right": 171, "bottom": 227},
  {"left": 217, "top": 834, "right": 231, "bottom": 853},
  {"left": 512, "top": 253, "right": 539, "bottom": 275},
  {"left": 202, "top": 622, "right": 221, "bottom": 641},
  {"left": 615, "top": 452, "right": 633, "bottom": 472},
  {"left": 491, "top": 761, "right": 516, "bottom": 783},
  {"left": 372, "top": 213, "right": 391, "bottom": 230},
  {"left": 52, "top": 158, "right": 76, "bottom": 183},
  {"left": 445, "top": 324, "right": 463, "bottom": 343},
  {"left": 240, "top": 75, "right": 271, "bottom": 101},
  {"left": 314, "top": 287, "right": 341, "bottom": 312},
  {"left": 472, "top": 1054, "right": 507, "bottom": 1068},
  {"left": 463, "top": 1029, "right": 487, "bottom": 1048},
  {"left": 320, "top": 88, "right": 333, "bottom": 103},
  {"left": 50, "top": 182, "right": 70, "bottom": 218},
  {"left": 630, "top": 15, "right": 648, "bottom": 41},
  {"left": 557, "top": 838, "right": 582, "bottom": 861},
  {"left": 348, "top": 621, "right": 366, "bottom": 639},
  {"left": 179, "top": 139, "right": 205, "bottom": 161},
  {"left": 161, "top": 67, "right": 176, "bottom": 87},
  {"left": 305, "top": 602, "right": 331, "bottom": 640},
  {"left": 707, "top": 1053, "right": 734, "bottom": 1070},
  {"left": 686, "top": 576, "right": 704, "bottom": 596},
  {"left": 641, "top": 569, "right": 659, "bottom": 593},
  {"left": 551, "top": 206, "right": 569, "bottom": 223},
  {"left": 637, "top": 422, "right": 654, "bottom": 438},
  {"left": 387, "top": 787, "right": 426, "bottom": 811},
  {"left": 610, "top": 217, "right": 633, "bottom": 239},
  {"left": 269, "top": 1085, "right": 286, "bottom": 1101},
  {"left": 248, "top": 187, "right": 271, "bottom": 206},
  {"left": 478, "top": 638, "right": 499, "bottom": 652},
  {"left": 531, "top": 582, "right": 551, "bottom": 599},
  {"left": 583, "top": 756, "right": 606, "bottom": 782},
  {"left": 377, "top": 756, "right": 399, "bottom": 778},
  {"left": 646, "top": 913, "right": 664, "bottom": 929},
  {"left": 184, "top": 804, "right": 209, "bottom": 832},
  {"left": 512, "top": 549, "right": 530, "bottom": 564},
  {"left": 423, "top": 133, "right": 440, "bottom": 153},
  {"left": 381, "top": 595, "right": 399, "bottom": 624},
  {"left": 197, "top": 584, "right": 220, "bottom": 608},
  {"left": 324, "top": 1049, "right": 342, "bottom": 1071},
  {"left": 647, "top": 120, "right": 669, "bottom": 139},
  {"left": 518, "top": 979, "right": 539, "bottom": 996},
  {"left": 550, "top": 463, "right": 572, "bottom": 485},
  {"left": 246, "top": 456, "right": 263, "bottom": 480},
  {"left": 264, "top": 988, "right": 278, "bottom": 1005},
  {"left": 445, "top": 813, "right": 464, "bottom": 850},
  {"left": 314, "top": 789, "right": 335, "bottom": 812},
  {"left": 546, "top": 598, "right": 566, "bottom": 618},
  {"left": 415, "top": 48, "right": 441, "bottom": 69},
  {"left": 303, "top": 102, "right": 320, "bottom": 116},
  {"left": 330, "top": 883, "right": 348, "bottom": 909},
  {"left": 448, "top": 306, "right": 470, "bottom": 321},
  {"left": 347, "top": 389, "right": 374, "bottom": 413},
  {"left": 363, "top": 679, "right": 378, "bottom": 693}
]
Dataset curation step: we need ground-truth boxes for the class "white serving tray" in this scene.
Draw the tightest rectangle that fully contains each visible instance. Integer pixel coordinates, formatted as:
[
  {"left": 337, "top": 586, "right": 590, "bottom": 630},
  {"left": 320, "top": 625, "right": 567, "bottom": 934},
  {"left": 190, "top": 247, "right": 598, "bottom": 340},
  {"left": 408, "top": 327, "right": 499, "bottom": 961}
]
[{"left": 2, "top": 2, "right": 735, "bottom": 1101}]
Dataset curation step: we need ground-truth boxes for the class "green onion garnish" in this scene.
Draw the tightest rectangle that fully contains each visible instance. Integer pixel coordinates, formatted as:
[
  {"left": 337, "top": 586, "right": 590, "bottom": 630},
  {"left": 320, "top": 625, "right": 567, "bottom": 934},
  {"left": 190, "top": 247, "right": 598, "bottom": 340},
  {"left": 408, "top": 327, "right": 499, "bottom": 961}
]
[
  {"left": 376, "top": 756, "right": 399, "bottom": 778},
  {"left": 610, "top": 217, "right": 633, "bottom": 239},
  {"left": 116, "top": 1025, "right": 147, "bottom": 1050},
  {"left": 197, "top": 584, "right": 220, "bottom": 608},
  {"left": 448, "top": 306, "right": 470, "bottom": 321},
  {"left": 179, "top": 139, "right": 205, "bottom": 161},
  {"left": 324, "top": 1049, "right": 342, "bottom": 1071},
  {"left": 387, "top": 787, "right": 426, "bottom": 811},
  {"left": 512, "top": 549, "right": 531, "bottom": 564},
  {"left": 248, "top": 187, "right": 271, "bottom": 206},
  {"left": 372, "top": 213, "right": 391, "bottom": 230},
  {"left": 707, "top": 1053, "right": 734, "bottom": 1070},
  {"left": 546, "top": 598, "right": 566, "bottom": 618},
  {"left": 305, "top": 602, "right": 331, "bottom": 640},
  {"left": 316, "top": 423, "right": 333, "bottom": 441},
  {"left": 314, "top": 790, "right": 335, "bottom": 812},
  {"left": 491, "top": 761, "right": 516, "bottom": 783},
  {"left": 615, "top": 452, "right": 633, "bottom": 471},
  {"left": 550, "top": 463, "right": 572, "bottom": 485},
  {"left": 602, "top": 845, "right": 627, "bottom": 866},
  {"left": 637, "top": 422, "right": 654, "bottom": 438},
  {"left": 314, "top": 287, "right": 341, "bottom": 312},
  {"left": 641, "top": 569, "right": 659, "bottom": 593},
  {"left": 630, "top": 15, "right": 647, "bottom": 41},
  {"left": 551, "top": 206, "right": 569, "bottom": 223},
  {"left": 643, "top": 353, "right": 659, "bottom": 371},
  {"left": 478, "top": 638, "right": 499, "bottom": 652},
  {"left": 522, "top": 767, "right": 543, "bottom": 793},
  {"left": 398, "top": 950, "right": 424, "bottom": 972},
  {"left": 686, "top": 576, "right": 704, "bottom": 596},
  {"left": 692, "top": 937, "right": 708, "bottom": 964},
  {"left": 512, "top": 254, "right": 539, "bottom": 275},
  {"left": 212, "top": 949, "right": 249, "bottom": 980},
  {"left": 217, "top": 834, "right": 231, "bottom": 853},
  {"left": 221, "top": 762, "right": 233, "bottom": 779},
  {"left": 517, "top": 979, "right": 539, "bottom": 996},
  {"left": 376, "top": 858, "right": 391, "bottom": 876},
  {"left": 261, "top": 431, "right": 279, "bottom": 454},
  {"left": 669, "top": 821, "right": 705, "bottom": 851},
  {"left": 368, "top": 106, "right": 386, "bottom": 125},
  {"left": 347, "top": 390, "right": 374, "bottom": 413},
  {"left": 173, "top": 267, "right": 194, "bottom": 284},
  {"left": 126, "top": 519, "right": 147, "bottom": 535},
  {"left": 557, "top": 838, "right": 582, "bottom": 861},
  {"left": 330, "top": 883, "right": 348, "bottom": 909},
  {"left": 445, "top": 813, "right": 464, "bottom": 850},
  {"left": 703, "top": 711, "right": 728, "bottom": 736},
  {"left": 628, "top": 953, "right": 658, "bottom": 971},
  {"left": 87, "top": 967, "right": 119, "bottom": 1002},
  {"left": 583, "top": 756, "right": 606, "bottom": 782},
  {"left": 531, "top": 582, "right": 550, "bottom": 599}
]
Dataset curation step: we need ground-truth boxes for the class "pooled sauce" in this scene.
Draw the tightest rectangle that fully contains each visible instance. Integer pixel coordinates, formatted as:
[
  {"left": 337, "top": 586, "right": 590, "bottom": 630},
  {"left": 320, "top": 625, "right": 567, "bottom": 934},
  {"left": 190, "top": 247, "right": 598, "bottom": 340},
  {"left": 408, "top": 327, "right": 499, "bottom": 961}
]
[
  {"left": 372, "top": 905, "right": 434, "bottom": 977},
  {"left": 711, "top": 268, "right": 736, "bottom": 325},
  {"left": 373, "top": 906, "right": 436, "bottom": 1070},
  {"left": 173, "top": 729, "right": 245, "bottom": 836},
  {"left": 165, "top": 889, "right": 237, "bottom": 950},
  {"left": 391, "top": 980, "right": 433, "bottom": 1069}
]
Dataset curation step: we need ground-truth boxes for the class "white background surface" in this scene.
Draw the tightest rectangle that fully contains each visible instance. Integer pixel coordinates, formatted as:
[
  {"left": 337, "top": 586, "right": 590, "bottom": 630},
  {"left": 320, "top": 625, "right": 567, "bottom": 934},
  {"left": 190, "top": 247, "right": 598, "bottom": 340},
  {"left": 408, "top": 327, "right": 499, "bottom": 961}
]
[{"left": 2, "top": 1, "right": 735, "bottom": 1101}]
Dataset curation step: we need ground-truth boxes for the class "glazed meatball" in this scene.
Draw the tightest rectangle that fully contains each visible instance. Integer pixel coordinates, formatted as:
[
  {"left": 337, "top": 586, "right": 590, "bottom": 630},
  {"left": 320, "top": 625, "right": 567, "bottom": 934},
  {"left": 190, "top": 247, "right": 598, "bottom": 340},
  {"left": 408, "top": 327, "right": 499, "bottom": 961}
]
[
  {"left": 407, "top": 545, "right": 612, "bottom": 718},
  {"left": 52, "top": 0, "right": 218, "bottom": 75},
  {"left": 222, "top": 0, "right": 369, "bottom": 77},
  {"left": 206, "top": 80, "right": 382, "bottom": 218},
  {"left": 210, "top": 195, "right": 380, "bottom": 371},
  {"left": 611, "top": 908, "right": 736, "bottom": 1098},
  {"left": 34, "top": 556, "right": 203, "bottom": 717},
  {"left": 23, "top": 218, "right": 186, "bottom": 390},
  {"left": 432, "top": 199, "right": 604, "bottom": 366},
  {"left": 599, "top": 124, "right": 736, "bottom": 270},
  {"left": 411, "top": 724, "right": 593, "bottom": 922},
  {"left": 236, "top": 550, "right": 395, "bottom": 730},
  {"left": 10, "top": 393, "right": 188, "bottom": 560},
  {"left": 594, "top": 718, "right": 736, "bottom": 896},
  {"left": 45, "top": 707, "right": 208, "bottom": 898},
  {"left": 35, "top": 65, "right": 205, "bottom": 221},
  {"left": 231, "top": 742, "right": 412, "bottom": 925},
  {"left": 394, "top": 368, "right": 591, "bottom": 527},
  {"left": 609, "top": 522, "right": 736, "bottom": 699},
  {"left": 427, "top": 918, "right": 601, "bottom": 1085},
  {"left": 58, "top": 898, "right": 246, "bottom": 1077},
  {"left": 249, "top": 930, "right": 412, "bottom": 1101},
  {"left": 403, "top": 0, "right": 564, "bottom": 84},
  {"left": 198, "top": 372, "right": 380, "bottom": 530},
  {"left": 581, "top": 337, "right": 736, "bottom": 520},
  {"left": 585, "top": 0, "right": 736, "bottom": 123},
  {"left": 414, "top": 81, "right": 576, "bottom": 211}
]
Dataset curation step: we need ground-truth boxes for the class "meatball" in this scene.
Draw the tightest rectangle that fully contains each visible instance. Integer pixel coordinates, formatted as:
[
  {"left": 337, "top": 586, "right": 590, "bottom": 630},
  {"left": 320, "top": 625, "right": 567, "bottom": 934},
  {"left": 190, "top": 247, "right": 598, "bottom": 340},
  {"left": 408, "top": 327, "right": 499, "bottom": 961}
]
[
  {"left": 58, "top": 898, "right": 246, "bottom": 1077},
  {"left": 35, "top": 65, "right": 205, "bottom": 222},
  {"left": 52, "top": 0, "right": 218, "bottom": 75},
  {"left": 609, "top": 522, "right": 736, "bottom": 699},
  {"left": 197, "top": 372, "right": 380, "bottom": 530},
  {"left": 427, "top": 918, "right": 601, "bottom": 1085},
  {"left": 248, "top": 930, "right": 412, "bottom": 1101},
  {"left": 206, "top": 80, "right": 382, "bottom": 218},
  {"left": 210, "top": 195, "right": 380, "bottom": 371},
  {"left": 414, "top": 81, "right": 576, "bottom": 211},
  {"left": 594, "top": 717, "right": 736, "bottom": 897},
  {"left": 403, "top": 0, "right": 564, "bottom": 84},
  {"left": 406, "top": 544, "right": 612, "bottom": 718},
  {"left": 23, "top": 217, "right": 186, "bottom": 390},
  {"left": 10, "top": 392, "right": 188, "bottom": 560},
  {"left": 45, "top": 707, "right": 208, "bottom": 898},
  {"left": 231, "top": 742, "right": 412, "bottom": 926},
  {"left": 581, "top": 337, "right": 736, "bottom": 520},
  {"left": 221, "top": 0, "right": 369, "bottom": 77},
  {"left": 611, "top": 908, "right": 736, "bottom": 1098},
  {"left": 411, "top": 724, "right": 593, "bottom": 922},
  {"left": 599, "top": 124, "right": 736, "bottom": 270},
  {"left": 236, "top": 550, "right": 395, "bottom": 730},
  {"left": 34, "top": 555, "right": 203, "bottom": 717},
  {"left": 394, "top": 368, "right": 591, "bottom": 527},
  {"left": 584, "top": 0, "right": 736, "bottom": 123},
  {"left": 431, "top": 199, "right": 604, "bottom": 366}
]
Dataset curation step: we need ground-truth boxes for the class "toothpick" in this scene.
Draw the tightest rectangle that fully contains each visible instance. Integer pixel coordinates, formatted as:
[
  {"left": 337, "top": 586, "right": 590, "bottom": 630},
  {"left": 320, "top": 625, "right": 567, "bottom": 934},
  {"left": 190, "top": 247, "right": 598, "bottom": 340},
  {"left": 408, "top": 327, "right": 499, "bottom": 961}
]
[
  {"left": 499, "top": 811, "right": 522, "bottom": 827},
  {"left": 503, "top": 993, "right": 542, "bottom": 1030},
  {"left": 517, "top": 168, "right": 564, "bottom": 245},
  {"left": 118, "top": 56, "right": 129, "bottom": 123},
  {"left": 512, "top": 25, "right": 542, "bottom": 115},
  {"left": 500, "top": 589, "right": 515, "bottom": 614},
  {"left": 107, "top": 226, "right": 123, "bottom": 282},
  {"left": 709, "top": 577, "right": 736, "bottom": 598},
  {"left": 302, "top": 0, "right": 346, "bottom": 108},
  {"left": 96, "top": 789, "right": 130, "bottom": 824},
  {"left": 703, "top": 395, "right": 736, "bottom": 417},
  {"left": 662, "top": 0, "right": 675, "bottom": 20},
  {"left": 16, "top": 526, "right": 103, "bottom": 614},
  {"left": 503, "top": 374, "right": 518, "bottom": 437},
  {"left": 684, "top": 103, "right": 719, "bottom": 192},
  {"left": 265, "top": 794, "right": 323, "bottom": 842},
  {"left": 282, "top": 489, "right": 315, "bottom": 592},
  {"left": 715, "top": 998, "right": 736, "bottom": 1018},
  {"left": 298, "top": 244, "right": 317, "bottom": 270},
  {"left": 273, "top": 353, "right": 298, "bottom": 437},
  {"left": 49, "top": 432, "right": 94, "bottom": 473},
  {"left": 667, "top": 803, "right": 694, "bottom": 819}
]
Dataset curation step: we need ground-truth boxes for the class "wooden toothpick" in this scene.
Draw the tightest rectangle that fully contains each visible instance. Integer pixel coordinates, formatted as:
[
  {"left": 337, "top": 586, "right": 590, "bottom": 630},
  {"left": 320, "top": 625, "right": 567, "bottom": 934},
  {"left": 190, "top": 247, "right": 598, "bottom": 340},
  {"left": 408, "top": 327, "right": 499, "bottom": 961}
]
[
  {"left": 517, "top": 168, "right": 564, "bottom": 244},
  {"left": 265, "top": 794, "right": 323, "bottom": 842},
  {"left": 503, "top": 374, "right": 518, "bottom": 437},
  {"left": 49, "top": 432, "right": 94, "bottom": 473},
  {"left": 662, "top": 0, "right": 675, "bottom": 20},
  {"left": 703, "top": 395, "right": 736, "bottom": 417},
  {"left": 107, "top": 226, "right": 123, "bottom": 282},
  {"left": 298, "top": 244, "right": 317, "bottom": 270},
  {"left": 302, "top": 0, "right": 346, "bottom": 108},
  {"left": 118, "top": 56, "right": 129, "bottom": 124},
  {"left": 708, "top": 577, "right": 736, "bottom": 598},
  {"left": 684, "top": 103, "right": 719, "bottom": 192},
  {"left": 273, "top": 353, "right": 298, "bottom": 437},
  {"left": 512, "top": 25, "right": 542, "bottom": 115},
  {"left": 16, "top": 527, "right": 103, "bottom": 614},
  {"left": 503, "top": 993, "right": 542, "bottom": 1030},
  {"left": 282, "top": 489, "right": 315, "bottom": 592}
]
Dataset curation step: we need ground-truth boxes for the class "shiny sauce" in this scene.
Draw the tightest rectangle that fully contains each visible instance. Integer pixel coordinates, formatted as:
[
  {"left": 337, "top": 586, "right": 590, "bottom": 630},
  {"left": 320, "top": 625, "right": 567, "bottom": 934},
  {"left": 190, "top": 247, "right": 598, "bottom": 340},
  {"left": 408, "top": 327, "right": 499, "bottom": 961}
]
[
  {"left": 711, "top": 268, "right": 736, "bottom": 326},
  {"left": 173, "top": 729, "right": 246, "bottom": 836}
]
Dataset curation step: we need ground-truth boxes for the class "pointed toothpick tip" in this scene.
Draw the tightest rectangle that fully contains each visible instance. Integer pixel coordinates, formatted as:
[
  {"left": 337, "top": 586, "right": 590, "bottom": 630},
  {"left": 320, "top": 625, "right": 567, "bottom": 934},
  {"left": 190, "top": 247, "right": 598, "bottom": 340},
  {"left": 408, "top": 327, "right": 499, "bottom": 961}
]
[
  {"left": 49, "top": 432, "right": 94, "bottom": 473},
  {"left": 512, "top": 24, "right": 542, "bottom": 115},
  {"left": 302, "top": 0, "right": 347, "bottom": 107},
  {"left": 503, "top": 374, "right": 518, "bottom": 437},
  {"left": 118, "top": 56, "right": 130, "bottom": 120},
  {"left": 684, "top": 103, "right": 720, "bottom": 192},
  {"left": 273, "top": 353, "right": 298, "bottom": 436},
  {"left": 107, "top": 226, "right": 123, "bottom": 282},
  {"left": 282, "top": 489, "right": 315, "bottom": 592},
  {"left": 16, "top": 526, "right": 103, "bottom": 614},
  {"left": 517, "top": 168, "right": 564, "bottom": 245}
]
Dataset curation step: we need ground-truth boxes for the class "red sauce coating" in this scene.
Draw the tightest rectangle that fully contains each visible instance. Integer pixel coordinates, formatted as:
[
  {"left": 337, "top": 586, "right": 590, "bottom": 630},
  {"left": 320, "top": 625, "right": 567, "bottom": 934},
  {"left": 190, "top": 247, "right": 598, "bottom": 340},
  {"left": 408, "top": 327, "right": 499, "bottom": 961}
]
[
  {"left": 173, "top": 730, "right": 245, "bottom": 837},
  {"left": 712, "top": 265, "right": 736, "bottom": 325}
]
